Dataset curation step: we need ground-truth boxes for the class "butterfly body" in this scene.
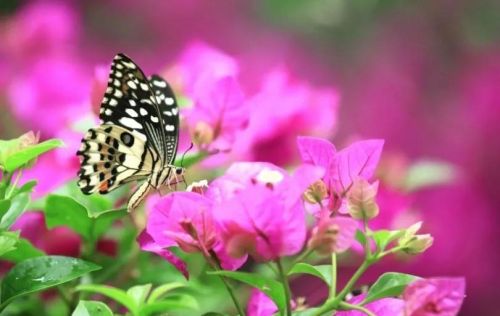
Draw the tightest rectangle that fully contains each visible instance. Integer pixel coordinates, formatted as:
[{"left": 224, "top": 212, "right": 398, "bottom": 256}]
[{"left": 77, "top": 54, "right": 183, "bottom": 211}]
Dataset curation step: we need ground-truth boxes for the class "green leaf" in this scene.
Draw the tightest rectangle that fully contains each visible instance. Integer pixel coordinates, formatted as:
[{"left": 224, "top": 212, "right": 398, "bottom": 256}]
[
  {"left": 139, "top": 294, "right": 199, "bottom": 315},
  {"left": 288, "top": 263, "right": 331, "bottom": 287},
  {"left": 72, "top": 300, "right": 113, "bottom": 316},
  {"left": 0, "top": 256, "right": 101, "bottom": 308},
  {"left": 292, "top": 309, "right": 322, "bottom": 316},
  {"left": 0, "top": 192, "right": 30, "bottom": 230},
  {"left": 209, "top": 270, "right": 286, "bottom": 315},
  {"left": 363, "top": 272, "right": 419, "bottom": 304},
  {"left": 0, "top": 238, "right": 44, "bottom": 262},
  {"left": 372, "top": 230, "right": 404, "bottom": 253},
  {"left": 147, "top": 282, "right": 186, "bottom": 303},
  {"left": 45, "top": 195, "right": 126, "bottom": 242},
  {"left": 3, "top": 139, "right": 64, "bottom": 172},
  {"left": 355, "top": 229, "right": 367, "bottom": 247},
  {"left": 127, "top": 284, "right": 152, "bottom": 307},
  {"left": 13, "top": 180, "right": 37, "bottom": 196},
  {"left": 0, "top": 199, "right": 11, "bottom": 219},
  {"left": 0, "top": 231, "right": 19, "bottom": 257},
  {"left": 76, "top": 284, "right": 137, "bottom": 315}
]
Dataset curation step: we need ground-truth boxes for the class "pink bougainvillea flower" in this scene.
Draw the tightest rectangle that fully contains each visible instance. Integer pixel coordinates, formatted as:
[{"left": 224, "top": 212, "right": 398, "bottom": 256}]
[
  {"left": 172, "top": 41, "right": 239, "bottom": 95},
  {"left": 297, "top": 136, "right": 384, "bottom": 213},
  {"left": 403, "top": 277, "right": 466, "bottom": 316},
  {"left": 143, "top": 191, "right": 246, "bottom": 272},
  {"left": 336, "top": 294, "right": 405, "bottom": 316},
  {"left": 137, "top": 230, "right": 189, "bottom": 279},
  {"left": 2, "top": 2, "right": 80, "bottom": 59},
  {"left": 233, "top": 68, "right": 339, "bottom": 165},
  {"left": 184, "top": 76, "right": 248, "bottom": 151},
  {"left": 7, "top": 56, "right": 91, "bottom": 137},
  {"left": 212, "top": 162, "right": 323, "bottom": 261},
  {"left": 247, "top": 289, "right": 279, "bottom": 316},
  {"left": 307, "top": 212, "right": 358, "bottom": 255}
]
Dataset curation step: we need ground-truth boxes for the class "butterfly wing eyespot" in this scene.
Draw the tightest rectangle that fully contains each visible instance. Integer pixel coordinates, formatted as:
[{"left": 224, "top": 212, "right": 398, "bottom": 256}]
[{"left": 77, "top": 53, "right": 181, "bottom": 211}]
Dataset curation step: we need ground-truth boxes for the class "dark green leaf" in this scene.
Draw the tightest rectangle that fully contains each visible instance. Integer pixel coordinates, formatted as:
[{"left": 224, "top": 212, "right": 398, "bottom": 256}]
[
  {"left": 45, "top": 195, "right": 126, "bottom": 242},
  {"left": 72, "top": 300, "right": 113, "bottom": 316},
  {"left": 209, "top": 270, "right": 286, "bottom": 315},
  {"left": 76, "top": 284, "right": 137, "bottom": 315},
  {"left": 1, "top": 238, "right": 44, "bottom": 262},
  {"left": 0, "top": 192, "right": 30, "bottom": 230},
  {"left": 0, "top": 199, "right": 11, "bottom": 218},
  {"left": 0, "top": 231, "right": 19, "bottom": 257},
  {"left": 372, "top": 230, "right": 404, "bottom": 252},
  {"left": 288, "top": 263, "right": 331, "bottom": 287},
  {"left": 0, "top": 256, "right": 101, "bottom": 307},
  {"left": 363, "top": 272, "right": 419, "bottom": 304},
  {"left": 13, "top": 180, "right": 37, "bottom": 196},
  {"left": 127, "top": 284, "right": 151, "bottom": 307},
  {"left": 147, "top": 282, "right": 185, "bottom": 303},
  {"left": 139, "top": 294, "right": 198, "bottom": 315},
  {"left": 3, "top": 139, "right": 64, "bottom": 172}
]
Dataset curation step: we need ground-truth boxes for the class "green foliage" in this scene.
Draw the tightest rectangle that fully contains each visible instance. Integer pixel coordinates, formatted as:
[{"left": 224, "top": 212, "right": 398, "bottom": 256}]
[
  {"left": 72, "top": 301, "right": 113, "bottom": 316},
  {"left": 76, "top": 283, "right": 196, "bottom": 316},
  {"left": 0, "top": 231, "right": 19, "bottom": 257},
  {"left": 288, "top": 263, "right": 332, "bottom": 287},
  {"left": 44, "top": 194, "right": 126, "bottom": 244},
  {"left": 372, "top": 229, "right": 404, "bottom": 253},
  {"left": 0, "top": 138, "right": 64, "bottom": 173},
  {"left": 209, "top": 270, "right": 286, "bottom": 315},
  {"left": 0, "top": 192, "right": 30, "bottom": 230},
  {"left": 0, "top": 256, "right": 101, "bottom": 310},
  {"left": 0, "top": 237, "right": 44, "bottom": 262},
  {"left": 362, "top": 272, "right": 419, "bottom": 304}
]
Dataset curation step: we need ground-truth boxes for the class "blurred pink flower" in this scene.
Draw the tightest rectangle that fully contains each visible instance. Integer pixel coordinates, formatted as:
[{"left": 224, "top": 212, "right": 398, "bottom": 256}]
[
  {"left": 297, "top": 137, "right": 384, "bottom": 213},
  {"left": 247, "top": 289, "right": 279, "bottom": 316},
  {"left": 233, "top": 69, "right": 339, "bottom": 165},
  {"left": 7, "top": 56, "right": 91, "bottom": 137},
  {"left": 403, "top": 277, "right": 465, "bottom": 316},
  {"left": 184, "top": 76, "right": 248, "bottom": 151},
  {"left": 143, "top": 191, "right": 245, "bottom": 273},
  {"left": 336, "top": 294, "right": 405, "bottom": 316},
  {"left": 11, "top": 212, "right": 80, "bottom": 257},
  {"left": 1, "top": 2, "right": 79, "bottom": 60},
  {"left": 173, "top": 41, "right": 239, "bottom": 95},
  {"left": 213, "top": 162, "right": 323, "bottom": 262}
]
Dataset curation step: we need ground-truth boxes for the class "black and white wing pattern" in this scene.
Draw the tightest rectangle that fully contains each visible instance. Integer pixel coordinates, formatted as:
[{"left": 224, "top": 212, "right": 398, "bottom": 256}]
[{"left": 76, "top": 54, "right": 180, "bottom": 206}]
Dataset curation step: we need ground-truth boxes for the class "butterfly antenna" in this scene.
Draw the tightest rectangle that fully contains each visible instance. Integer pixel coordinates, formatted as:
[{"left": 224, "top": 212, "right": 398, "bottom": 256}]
[{"left": 180, "top": 142, "right": 194, "bottom": 169}]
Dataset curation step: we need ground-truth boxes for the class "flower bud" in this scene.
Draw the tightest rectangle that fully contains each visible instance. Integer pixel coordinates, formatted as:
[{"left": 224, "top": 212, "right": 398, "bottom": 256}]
[
  {"left": 347, "top": 179, "right": 379, "bottom": 220},
  {"left": 398, "top": 222, "right": 434, "bottom": 254},
  {"left": 307, "top": 216, "right": 358, "bottom": 255},
  {"left": 304, "top": 179, "right": 328, "bottom": 204}
]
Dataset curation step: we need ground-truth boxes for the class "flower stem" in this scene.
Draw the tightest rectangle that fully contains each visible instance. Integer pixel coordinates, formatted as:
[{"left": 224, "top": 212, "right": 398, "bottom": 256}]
[
  {"left": 329, "top": 253, "right": 337, "bottom": 298},
  {"left": 218, "top": 274, "right": 246, "bottom": 316},
  {"left": 276, "top": 259, "right": 292, "bottom": 316},
  {"left": 291, "top": 248, "right": 313, "bottom": 266},
  {"left": 338, "top": 302, "right": 375, "bottom": 316},
  {"left": 5, "top": 170, "right": 22, "bottom": 199},
  {"left": 311, "top": 259, "right": 372, "bottom": 316}
]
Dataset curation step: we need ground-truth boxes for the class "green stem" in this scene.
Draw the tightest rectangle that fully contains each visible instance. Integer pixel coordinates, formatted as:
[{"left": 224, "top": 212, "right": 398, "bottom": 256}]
[
  {"left": 218, "top": 274, "right": 246, "bottom": 316},
  {"left": 291, "top": 248, "right": 313, "bottom": 266},
  {"left": 276, "top": 259, "right": 292, "bottom": 316},
  {"left": 311, "top": 260, "right": 372, "bottom": 316},
  {"left": 329, "top": 253, "right": 337, "bottom": 298},
  {"left": 5, "top": 170, "right": 22, "bottom": 199},
  {"left": 338, "top": 302, "right": 375, "bottom": 316}
]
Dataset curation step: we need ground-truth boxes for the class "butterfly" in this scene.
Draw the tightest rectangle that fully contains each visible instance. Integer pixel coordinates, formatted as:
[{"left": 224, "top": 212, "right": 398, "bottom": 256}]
[{"left": 76, "top": 53, "right": 184, "bottom": 211}]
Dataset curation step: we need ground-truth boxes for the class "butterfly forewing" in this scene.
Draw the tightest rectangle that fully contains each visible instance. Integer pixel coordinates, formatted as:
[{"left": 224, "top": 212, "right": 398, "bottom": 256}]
[{"left": 77, "top": 53, "right": 181, "bottom": 209}]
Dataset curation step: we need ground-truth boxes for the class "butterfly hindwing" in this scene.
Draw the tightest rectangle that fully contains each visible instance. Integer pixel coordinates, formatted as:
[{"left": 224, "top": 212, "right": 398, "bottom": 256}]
[{"left": 77, "top": 124, "right": 151, "bottom": 194}]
